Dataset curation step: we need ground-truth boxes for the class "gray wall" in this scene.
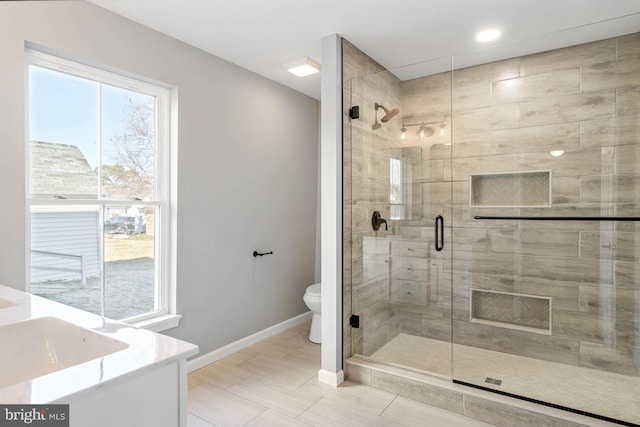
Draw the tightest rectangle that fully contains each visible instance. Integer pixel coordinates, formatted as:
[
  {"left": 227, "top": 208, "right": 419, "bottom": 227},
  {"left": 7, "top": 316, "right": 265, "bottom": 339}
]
[{"left": 0, "top": 1, "right": 319, "bottom": 357}]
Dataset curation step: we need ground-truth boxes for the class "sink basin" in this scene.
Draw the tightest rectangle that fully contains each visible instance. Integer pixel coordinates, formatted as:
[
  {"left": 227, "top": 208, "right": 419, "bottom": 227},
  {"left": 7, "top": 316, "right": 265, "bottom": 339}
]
[
  {"left": 0, "top": 297, "right": 16, "bottom": 309},
  {"left": 0, "top": 317, "right": 129, "bottom": 388}
]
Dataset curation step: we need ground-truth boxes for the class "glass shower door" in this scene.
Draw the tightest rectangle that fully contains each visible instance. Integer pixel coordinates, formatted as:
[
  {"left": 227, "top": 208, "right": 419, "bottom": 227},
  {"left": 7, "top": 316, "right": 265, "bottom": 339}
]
[
  {"left": 347, "top": 58, "right": 454, "bottom": 378},
  {"left": 449, "top": 30, "right": 640, "bottom": 425},
  {"left": 343, "top": 24, "right": 640, "bottom": 427}
]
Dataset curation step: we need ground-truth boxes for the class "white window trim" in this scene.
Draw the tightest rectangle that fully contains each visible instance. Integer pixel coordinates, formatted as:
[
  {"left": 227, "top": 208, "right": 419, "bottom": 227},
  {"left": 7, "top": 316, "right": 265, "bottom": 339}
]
[
  {"left": 25, "top": 48, "right": 179, "bottom": 331},
  {"left": 135, "top": 313, "right": 182, "bottom": 332}
]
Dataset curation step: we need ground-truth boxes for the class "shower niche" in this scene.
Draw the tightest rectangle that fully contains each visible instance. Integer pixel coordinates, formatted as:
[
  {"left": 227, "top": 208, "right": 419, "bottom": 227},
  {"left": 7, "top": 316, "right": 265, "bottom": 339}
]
[
  {"left": 344, "top": 27, "right": 640, "bottom": 426},
  {"left": 469, "top": 170, "right": 551, "bottom": 207},
  {"left": 470, "top": 289, "right": 552, "bottom": 334}
]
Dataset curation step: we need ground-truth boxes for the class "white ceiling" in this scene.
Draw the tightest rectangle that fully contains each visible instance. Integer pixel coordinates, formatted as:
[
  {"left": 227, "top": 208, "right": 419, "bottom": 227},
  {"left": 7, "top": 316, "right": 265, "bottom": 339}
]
[{"left": 87, "top": 0, "right": 640, "bottom": 100}]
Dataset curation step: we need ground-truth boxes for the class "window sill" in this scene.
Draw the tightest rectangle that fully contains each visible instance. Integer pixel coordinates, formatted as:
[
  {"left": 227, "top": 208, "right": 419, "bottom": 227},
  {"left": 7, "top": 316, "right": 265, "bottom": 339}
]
[{"left": 129, "top": 313, "right": 182, "bottom": 332}]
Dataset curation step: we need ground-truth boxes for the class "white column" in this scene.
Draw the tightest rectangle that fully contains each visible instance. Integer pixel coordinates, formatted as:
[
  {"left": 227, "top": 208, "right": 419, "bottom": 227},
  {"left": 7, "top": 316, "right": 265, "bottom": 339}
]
[{"left": 318, "top": 33, "right": 344, "bottom": 386}]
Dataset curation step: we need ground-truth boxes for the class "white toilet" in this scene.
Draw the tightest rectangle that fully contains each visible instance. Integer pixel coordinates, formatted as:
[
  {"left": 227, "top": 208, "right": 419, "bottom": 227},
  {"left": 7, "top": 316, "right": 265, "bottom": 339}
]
[{"left": 303, "top": 283, "right": 321, "bottom": 344}]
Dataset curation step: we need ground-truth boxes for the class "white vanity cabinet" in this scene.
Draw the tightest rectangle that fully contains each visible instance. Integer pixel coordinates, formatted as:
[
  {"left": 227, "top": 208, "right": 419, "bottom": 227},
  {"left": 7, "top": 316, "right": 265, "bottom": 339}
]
[
  {"left": 0, "top": 285, "right": 198, "bottom": 427},
  {"left": 67, "top": 361, "right": 189, "bottom": 427}
]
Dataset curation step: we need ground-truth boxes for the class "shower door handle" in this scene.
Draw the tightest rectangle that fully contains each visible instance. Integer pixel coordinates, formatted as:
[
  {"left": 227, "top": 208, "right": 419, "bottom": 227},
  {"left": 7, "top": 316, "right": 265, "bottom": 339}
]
[{"left": 435, "top": 215, "right": 444, "bottom": 251}]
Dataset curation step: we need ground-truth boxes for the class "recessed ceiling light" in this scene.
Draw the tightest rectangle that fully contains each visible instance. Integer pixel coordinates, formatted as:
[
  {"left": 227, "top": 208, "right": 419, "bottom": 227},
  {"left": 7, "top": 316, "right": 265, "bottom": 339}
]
[
  {"left": 550, "top": 150, "right": 565, "bottom": 157},
  {"left": 476, "top": 29, "right": 501, "bottom": 42},
  {"left": 284, "top": 58, "right": 320, "bottom": 77}
]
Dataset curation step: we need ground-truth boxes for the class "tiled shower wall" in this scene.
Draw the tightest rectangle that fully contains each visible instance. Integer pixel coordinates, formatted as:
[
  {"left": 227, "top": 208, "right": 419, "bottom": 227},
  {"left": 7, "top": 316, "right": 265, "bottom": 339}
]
[
  {"left": 448, "top": 33, "right": 640, "bottom": 376},
  {"left": 343, "top": 32, "right": 640, "bottom": 376},
  {"left": 342, "top": 40, "right": 401, "bottom": 361}
]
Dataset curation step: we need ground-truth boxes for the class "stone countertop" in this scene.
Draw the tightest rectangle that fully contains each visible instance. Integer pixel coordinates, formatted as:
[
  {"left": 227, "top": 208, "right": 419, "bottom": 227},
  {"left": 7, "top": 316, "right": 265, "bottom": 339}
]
[{"left": 0, "top": 284, "right": 198, "bottom": 404}]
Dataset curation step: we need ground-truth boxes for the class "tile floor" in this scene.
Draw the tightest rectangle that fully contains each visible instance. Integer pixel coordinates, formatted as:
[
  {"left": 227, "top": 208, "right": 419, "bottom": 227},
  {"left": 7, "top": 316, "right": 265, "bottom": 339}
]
[{"left": 187, "top": 321, "right": 492, "bottom": 426}]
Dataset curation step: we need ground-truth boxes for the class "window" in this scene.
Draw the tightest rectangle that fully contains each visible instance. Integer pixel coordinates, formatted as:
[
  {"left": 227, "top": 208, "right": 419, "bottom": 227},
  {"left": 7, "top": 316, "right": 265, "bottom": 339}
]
[
  {"left": 390, "top": 148, "right": 418, "bottom": 221},
  {"left": 390, "top": 157, "right": 404, "bottom": 220},
  {"left": 26, "top": 49, "right": 177, "bottom": 328}
]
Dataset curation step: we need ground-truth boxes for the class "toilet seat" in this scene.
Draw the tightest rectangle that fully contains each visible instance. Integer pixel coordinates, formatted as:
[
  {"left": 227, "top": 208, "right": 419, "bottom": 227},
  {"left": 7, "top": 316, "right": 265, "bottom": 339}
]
[{"left": 306, "top": 283, "right": 321, "bottom": 296}]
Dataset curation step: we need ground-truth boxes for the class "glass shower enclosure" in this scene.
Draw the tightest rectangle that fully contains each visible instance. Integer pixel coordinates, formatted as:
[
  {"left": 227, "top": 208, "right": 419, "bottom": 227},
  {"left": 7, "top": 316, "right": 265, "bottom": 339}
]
[{"left": 346, "top": 28, "right": 640, "bottom": 425}]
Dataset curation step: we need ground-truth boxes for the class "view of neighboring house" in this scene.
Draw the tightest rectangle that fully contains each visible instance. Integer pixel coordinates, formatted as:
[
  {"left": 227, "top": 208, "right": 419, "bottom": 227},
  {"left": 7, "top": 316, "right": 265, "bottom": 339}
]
[
  {"left": 29, "top": 140, "right": 101, "bottom": 284},
  {"left": 30, "top": 140, "right": 99, "bottom": 197}
]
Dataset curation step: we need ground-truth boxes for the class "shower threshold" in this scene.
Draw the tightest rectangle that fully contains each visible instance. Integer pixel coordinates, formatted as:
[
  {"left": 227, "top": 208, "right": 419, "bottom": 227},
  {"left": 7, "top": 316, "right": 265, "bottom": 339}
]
[{"left": 347, "top": 334, "right": 639, "bottom": 426}]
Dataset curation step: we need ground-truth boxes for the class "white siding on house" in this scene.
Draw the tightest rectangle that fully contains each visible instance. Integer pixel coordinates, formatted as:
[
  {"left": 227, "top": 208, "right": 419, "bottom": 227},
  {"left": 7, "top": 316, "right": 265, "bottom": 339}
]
[{"left": 31, "top": 211, "right": 100, "bottom": 283}]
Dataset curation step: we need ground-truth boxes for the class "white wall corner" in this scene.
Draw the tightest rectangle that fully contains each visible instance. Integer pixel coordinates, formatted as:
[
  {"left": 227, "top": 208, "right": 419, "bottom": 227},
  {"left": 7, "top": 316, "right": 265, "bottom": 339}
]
[{"left": 320, "top": 33, "right": 343, "bottom": 379}]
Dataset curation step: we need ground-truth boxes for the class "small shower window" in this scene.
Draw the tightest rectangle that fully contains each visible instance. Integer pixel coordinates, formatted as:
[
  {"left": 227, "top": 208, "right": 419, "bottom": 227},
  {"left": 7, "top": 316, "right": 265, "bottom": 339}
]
[{"left": 390, "top": 157, "right": 411, "bottom": 220}]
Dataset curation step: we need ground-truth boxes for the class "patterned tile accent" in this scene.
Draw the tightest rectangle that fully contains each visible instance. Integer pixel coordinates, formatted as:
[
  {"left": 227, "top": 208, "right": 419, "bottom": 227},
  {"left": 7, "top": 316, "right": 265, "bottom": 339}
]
[
  {"left": 470, "top": 171, "right": 550, "bottom": 207},
  {"left": 471, "top": 289, "right": 551, "bottom": 332}
]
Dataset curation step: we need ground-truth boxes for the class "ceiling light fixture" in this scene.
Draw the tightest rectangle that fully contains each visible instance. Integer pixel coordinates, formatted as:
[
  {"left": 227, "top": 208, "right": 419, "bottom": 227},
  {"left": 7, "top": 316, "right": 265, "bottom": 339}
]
[
  {"left": 550, "top": 150, "right": 565, "bottom": 157},
  {"left": 476, "top": 29, "right": 501, "bottom": 42},
  {"left": 284, "top": 58, "right": 320, "bottom": 77}
]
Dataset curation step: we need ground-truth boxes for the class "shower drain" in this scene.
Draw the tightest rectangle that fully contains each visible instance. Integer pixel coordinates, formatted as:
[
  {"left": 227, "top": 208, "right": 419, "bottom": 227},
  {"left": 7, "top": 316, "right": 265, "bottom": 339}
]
[{"left": 485, "top": 377, "right": 503, "bottom": 386}]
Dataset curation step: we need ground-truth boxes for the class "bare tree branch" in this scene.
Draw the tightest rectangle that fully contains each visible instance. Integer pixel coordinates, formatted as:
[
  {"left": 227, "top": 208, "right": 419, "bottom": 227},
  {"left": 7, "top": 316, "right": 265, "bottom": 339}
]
[{"left": 103, "top": 99, "right": 155, "bottom": 199}]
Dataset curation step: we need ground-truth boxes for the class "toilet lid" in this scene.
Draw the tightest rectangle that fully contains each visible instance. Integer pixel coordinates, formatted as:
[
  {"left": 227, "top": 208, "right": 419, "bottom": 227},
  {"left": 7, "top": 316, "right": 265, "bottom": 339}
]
[{"left": 306, "top": 283, "right": 321, "bottom": 296}]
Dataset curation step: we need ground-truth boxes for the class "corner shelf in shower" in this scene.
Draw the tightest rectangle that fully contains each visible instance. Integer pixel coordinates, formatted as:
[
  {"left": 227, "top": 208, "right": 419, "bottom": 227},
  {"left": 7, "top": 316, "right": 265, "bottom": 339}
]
[{"left": 469, "top": 170, "right": 551, "bottom": 208}]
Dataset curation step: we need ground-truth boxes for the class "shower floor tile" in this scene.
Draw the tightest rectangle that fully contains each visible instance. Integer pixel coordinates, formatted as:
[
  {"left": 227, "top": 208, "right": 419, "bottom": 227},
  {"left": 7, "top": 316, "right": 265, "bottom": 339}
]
[
  {"left": 369, "top": 333, "right": 451, "bottom": 377},
  {"left": 370, "top": 333, "right": 640, "bottom": 425}
]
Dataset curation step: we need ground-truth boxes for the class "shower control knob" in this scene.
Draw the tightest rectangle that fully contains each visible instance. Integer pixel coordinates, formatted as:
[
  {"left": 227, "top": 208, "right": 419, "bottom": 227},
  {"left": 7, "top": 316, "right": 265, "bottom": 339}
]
[{"left": 372, "top": 211, "right": 388, "bottom": 231}]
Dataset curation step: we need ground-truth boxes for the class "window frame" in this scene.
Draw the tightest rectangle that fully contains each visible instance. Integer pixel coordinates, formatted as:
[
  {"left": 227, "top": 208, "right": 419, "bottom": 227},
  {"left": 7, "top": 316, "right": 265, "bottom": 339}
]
[{"left": 25, "top": 48, "right": 179, "bottom": 331}]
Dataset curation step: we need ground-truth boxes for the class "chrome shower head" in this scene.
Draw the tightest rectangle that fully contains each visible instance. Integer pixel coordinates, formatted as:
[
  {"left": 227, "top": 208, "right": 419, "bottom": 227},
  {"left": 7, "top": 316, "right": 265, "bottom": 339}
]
[{"left": 375, "top": 103, "right": 400, "bottom": 122}]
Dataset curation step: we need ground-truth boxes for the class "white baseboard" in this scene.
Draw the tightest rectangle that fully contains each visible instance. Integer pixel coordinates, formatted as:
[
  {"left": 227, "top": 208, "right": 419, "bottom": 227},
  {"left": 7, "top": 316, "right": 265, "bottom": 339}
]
[
  {"left": 318, "top": 369, "right": 344, "bottom": 387},
  {"left": 187, "top": 311, "right": 313, "bottom": 372}
]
